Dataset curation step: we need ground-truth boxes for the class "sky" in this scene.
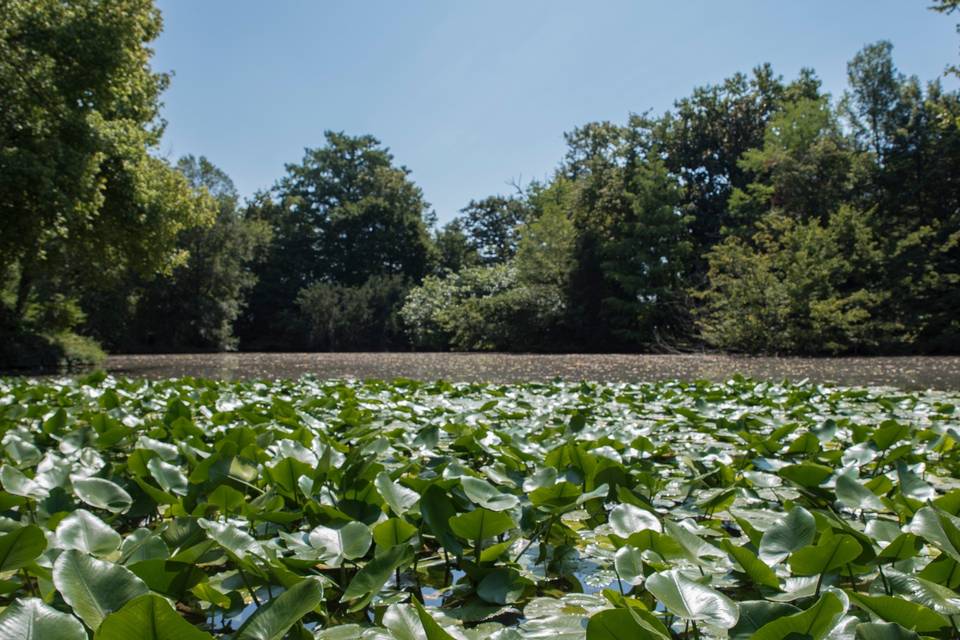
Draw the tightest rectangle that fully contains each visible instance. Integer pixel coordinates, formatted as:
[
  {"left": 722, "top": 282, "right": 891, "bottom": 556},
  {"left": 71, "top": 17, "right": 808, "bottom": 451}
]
[{"left": 152, "top": 1, "right": 959, "bottom": 223}]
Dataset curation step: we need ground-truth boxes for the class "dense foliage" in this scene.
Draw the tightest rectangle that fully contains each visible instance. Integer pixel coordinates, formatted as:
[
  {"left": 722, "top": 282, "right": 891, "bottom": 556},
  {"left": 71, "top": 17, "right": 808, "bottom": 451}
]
[
  {"left": 2, "top": 0, "right": 959, "bottom": 366},
  {"left": 0, "top": 374, "right": 959, "bottom": 638}
]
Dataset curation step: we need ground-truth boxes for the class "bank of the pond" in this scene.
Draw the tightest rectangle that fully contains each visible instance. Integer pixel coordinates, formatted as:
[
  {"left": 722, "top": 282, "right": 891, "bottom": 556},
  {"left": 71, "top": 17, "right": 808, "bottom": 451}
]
[{"left": 101, "top": 352, "right": 960, "bottom": 390}]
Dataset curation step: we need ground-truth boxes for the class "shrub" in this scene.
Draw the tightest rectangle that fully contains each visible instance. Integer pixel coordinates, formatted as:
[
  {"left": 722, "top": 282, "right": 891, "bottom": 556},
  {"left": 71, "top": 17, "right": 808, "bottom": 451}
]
[{"left": 296, "top": 275, "right": 409, "bottom": 351}]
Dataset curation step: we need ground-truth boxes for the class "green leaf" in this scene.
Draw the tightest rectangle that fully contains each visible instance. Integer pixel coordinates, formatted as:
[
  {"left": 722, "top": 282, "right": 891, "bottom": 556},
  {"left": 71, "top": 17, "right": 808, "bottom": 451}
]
[
  {"left": 55, "top": 509, "right": 123, "bottom": 557},
  {"left": 586, "top": 608, "right": 662, "bottom": 640},
  {"left": 476, "top": 567, "right": 529, "bottom": 605},
  {"left": 645, "top": 568, "right": 739, "bottom": 628},
  {"left": 308, "top": 521, "right": 372, "bottom": 567},
  {"left": 478, "top": 538, "right": 514, "bottom": 563},
  {"left": 72, "top": 476, "right": 133, "bottom": 513},
  {"left": 375, "top": 472, "right": 420, "bottom": 516},
  {"left": 237, "top": 577, "right": 324, "bottom": 640},
  {"left": 448, "top": 508, "right": 515, "bottom": 542},
  {"left": 198, "top": 518, "right": 263, "bottom": 559},
  {"left": 410, "top": 598, "right": 458, "bottom": 640},
  {"left": 789, "top": 534, "right": 862, "bottom": 576},
  {"left": 147, "top": 458, "right": 188, "bottom": 496},
  {"left": 461, "top": 476, "right": 519, "bottom": 511},
  {"left": 127, "top": 559, "right": 206, "bottom": 600},
  {"left": 0, "top": 598, "right": 87, "bottom": 640},
  {"left": 836, "top": 472, "right": 887, "bottom": 512},
  {"left": 609, "top": 504, "right": 661, "bottom": 538},
  {"left": 420, "top": 485, "right": 463, "bottom": 556},
  {"left": 0, "top": 465, "right": 46, "bottom": 499},
  {"left": 373, "top": 518, "right": 417, "bottom": 549},
  {"left": 854, "top": 622, "right": 920, "bottom": 640},
  {"left": 0, "top": 525, "right": 46, "bottom": 572},
  {"left": 342, "top": 544, "right": 412, "bottom": 602},
  {"left": 721, "top": 540, "right": 779, "bottom": 589},
  {"left": 874, "top": 533, "right": 921, "bottom": 564},
  {"left": 884, "top": 570, "right": 960, "bottom": 614},
  {"left": 53, "top": 549, "right": 150, "bottom": 630},
  {"left": 758, "top": 506, "right": 816, "bottom": 565},
  {"left": 94, "top": 594, "right": 213, "bottom": 639},
  {"left": 905, "top": 506, "right": 960, "bottom": 562},
  {"left": 846, "top": 591, "right": 949, "bottom": 632},
  {"left": 529, "top": 481, "right": 582, "bottom": 509},
  {"left": 383, "top": 603, "right": 429, "bottom": 640},
  {"left": 614, "top": 546, "right": 645, "bottom": 586},
  {"left": 729, "top": 601, "right": 801, "bottom": 640},
  {"left": 780, "top": 463, "right": 834, "bottom": 488},
  {"left": 752, "top": 592, "right": 844, "bottom": 640}
]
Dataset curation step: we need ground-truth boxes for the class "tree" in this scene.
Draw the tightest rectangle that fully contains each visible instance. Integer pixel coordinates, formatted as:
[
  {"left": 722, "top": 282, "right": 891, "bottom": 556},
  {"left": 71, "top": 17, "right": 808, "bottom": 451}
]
[
  {"left": 729, "top": 97, "right": 861, "bottom": 228},
  {"left": 844, "top": 41, "right": 910, "bottom": 165},
  {"left": 931, "top": 0, "right": 960, "bottom": 77},
  {"left": 126, "top": 156, "right": 270, "bottom": 351},
  {"left": 297, "top": 275, "right": 409, "bottom": 351},
  {"left": 599, "top": 157, "right": 695, "bottom": 346},
  {"left": 433, "top": 219, "right": 480, "bottom": 273},
  {"left": 458, "top": 195, "right": 530, "bottom": 264},
  {"left": 0, "top": 0, "right": 215, "bottom": 365},
  {"left": 651, "top": 66, "right": 815, "bottom": 254},
  {"left": 697, "top": 208, "right": 887, "bottom": 354},
  {"left": 241, "top": 132, "right": 436, "bottom": 348}
]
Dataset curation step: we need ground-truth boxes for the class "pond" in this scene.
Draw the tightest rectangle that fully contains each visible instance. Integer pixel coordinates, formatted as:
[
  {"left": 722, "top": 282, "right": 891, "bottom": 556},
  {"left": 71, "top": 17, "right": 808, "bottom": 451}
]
[{"left": 102, "top": 352, "right": 960, "bottom": 390}]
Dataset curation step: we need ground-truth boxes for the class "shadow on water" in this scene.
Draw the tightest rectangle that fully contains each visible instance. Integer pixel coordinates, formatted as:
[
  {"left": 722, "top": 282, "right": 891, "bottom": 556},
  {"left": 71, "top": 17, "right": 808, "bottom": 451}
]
[{"left": 93, "top": 352, "right": 960, "bottom": 390}]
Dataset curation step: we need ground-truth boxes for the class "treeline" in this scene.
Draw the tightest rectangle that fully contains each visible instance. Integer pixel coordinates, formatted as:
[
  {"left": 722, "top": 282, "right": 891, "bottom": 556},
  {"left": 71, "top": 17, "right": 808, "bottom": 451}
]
[{"left": 2, "top": 0, "right": 959, "bottom": 368}]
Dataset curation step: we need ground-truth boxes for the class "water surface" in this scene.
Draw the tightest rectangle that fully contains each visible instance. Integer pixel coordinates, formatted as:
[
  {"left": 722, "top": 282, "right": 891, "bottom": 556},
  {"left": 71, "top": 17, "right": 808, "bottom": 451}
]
[{"left": 103, "top": 352, "right": 960, "bottom": 390}]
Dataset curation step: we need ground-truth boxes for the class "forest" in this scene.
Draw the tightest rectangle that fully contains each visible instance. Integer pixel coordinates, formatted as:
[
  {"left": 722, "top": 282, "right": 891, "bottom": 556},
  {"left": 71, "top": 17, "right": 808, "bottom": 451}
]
[{"left": 2, "top": 0, "right": 960, "bottom": 369}]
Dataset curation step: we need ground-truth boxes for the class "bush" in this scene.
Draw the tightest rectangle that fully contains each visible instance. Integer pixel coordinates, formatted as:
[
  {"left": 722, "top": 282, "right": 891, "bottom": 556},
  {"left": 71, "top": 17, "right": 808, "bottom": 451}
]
[
  {"left": 696, "top": 208, "right": 887, "bottom": 354},
  {"left": 0, "top": 327, "right": 105, "bottom": 372},
  {"left": 296, "top": 275, "right": 409, "bottom": 351},
  {"left": 400, "top": 265, "right": 568, "bottom": 351}
]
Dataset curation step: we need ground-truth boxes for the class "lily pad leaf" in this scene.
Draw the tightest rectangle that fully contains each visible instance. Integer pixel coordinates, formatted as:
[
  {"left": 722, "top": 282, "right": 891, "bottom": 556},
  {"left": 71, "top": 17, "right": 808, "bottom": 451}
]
[
  {"left": 146, "top": 458, "right": 189, "bottom": 496},
  {"left": 55, "top": 509, "right": 123, "bottom": 557},
  {"left": 236, "top": 577, "right": 324, "bottom": 640},
  {"left": 645, "top": 568, "right": 739, "bottom": 628},
  {"left": 759, "top": 506, "right": 816, "bottom": 565},
  {"left": 789, "top": 534, "right": 862, "bottom": 576},
  {"left": 72, "top": 476, "right": 133, "bottom": 514},
  {"left": 609, "top": 503, "right": 662, "bottom": 538},
  {"left": 0, "top": 598, "right": 87, "bottom": 640},
  {"left": 449, "top": 508, "right": 515, "bottom": 542},
  {"left": 410, "top": 598, "right": 459, "bottom": 640},
  {"left": 198, "top": 518, "right": 263, "bottom": 560},
  {"left": 94, "top": 593, "right": 213, "bottom": 639},
  {"left": 905, "top": 507, "right": 960, "bottom": 562},
  {"left": 846, "top": 591, "right": 949, "bottom": 632},
  {"left": 614, "top": 546, "right": 645, "bottom": 586},
  {"left": 308, "top": 521, "right": 372, "bottom": 567},
  {"left": 752, "top": 592, "right": 845, "bottom": 640},
  {"left": 342, "top": 544, "right": 412, "bottom": 603},
  {"left": 0, "top": 525, "right": 46, "bottom": 573},
  {"left": 53, "top": 549, "right": 150, "bottom": 630},
  {"left": 729, "top": 601, "right": 801, "bottom": 640},
  {"left": 375, "top": 472, "right": 420, "bottom": 516},
  {"left": 372, "top": 518, "right": 417, "bottom": 549},
  {"left": 461, "top": 476, "right": 519, "bottom": 511},
  {"left": 854, "top": 622, "right": 920, "bottom": 640},
  {"left": 586, "top": 608, "right": 663, "bottom": 640},
  {"left": 836, "top": 472, "right": 887, "bottom": 512},
  {"left": 722, "top": 540, "right": 779, "bottom": 590}
]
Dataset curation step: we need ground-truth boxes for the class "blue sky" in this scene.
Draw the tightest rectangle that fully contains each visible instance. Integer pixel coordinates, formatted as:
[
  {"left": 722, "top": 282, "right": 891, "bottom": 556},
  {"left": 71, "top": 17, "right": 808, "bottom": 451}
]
[{"left": 153, "top": 1, "right": 958, "bottom": 223}]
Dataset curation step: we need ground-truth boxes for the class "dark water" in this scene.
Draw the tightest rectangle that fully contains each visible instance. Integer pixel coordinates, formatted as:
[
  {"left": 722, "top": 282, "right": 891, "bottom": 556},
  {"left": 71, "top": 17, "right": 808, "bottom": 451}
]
[{"left": 101, "top": 352, "right": 960, "bottom": 390}]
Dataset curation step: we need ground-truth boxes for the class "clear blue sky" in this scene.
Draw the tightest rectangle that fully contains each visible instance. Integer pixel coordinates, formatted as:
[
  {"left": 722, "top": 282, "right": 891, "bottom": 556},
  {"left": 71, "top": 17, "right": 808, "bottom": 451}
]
[{"left": 153, "top": 1, "right": 958, "bottom": 223}]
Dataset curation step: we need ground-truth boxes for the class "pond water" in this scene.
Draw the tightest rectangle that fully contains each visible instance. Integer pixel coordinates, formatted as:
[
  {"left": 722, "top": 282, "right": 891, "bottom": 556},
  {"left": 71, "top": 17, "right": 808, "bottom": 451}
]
[{"left": 102, "top": 352, "right": 960, "bottom": 390}]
